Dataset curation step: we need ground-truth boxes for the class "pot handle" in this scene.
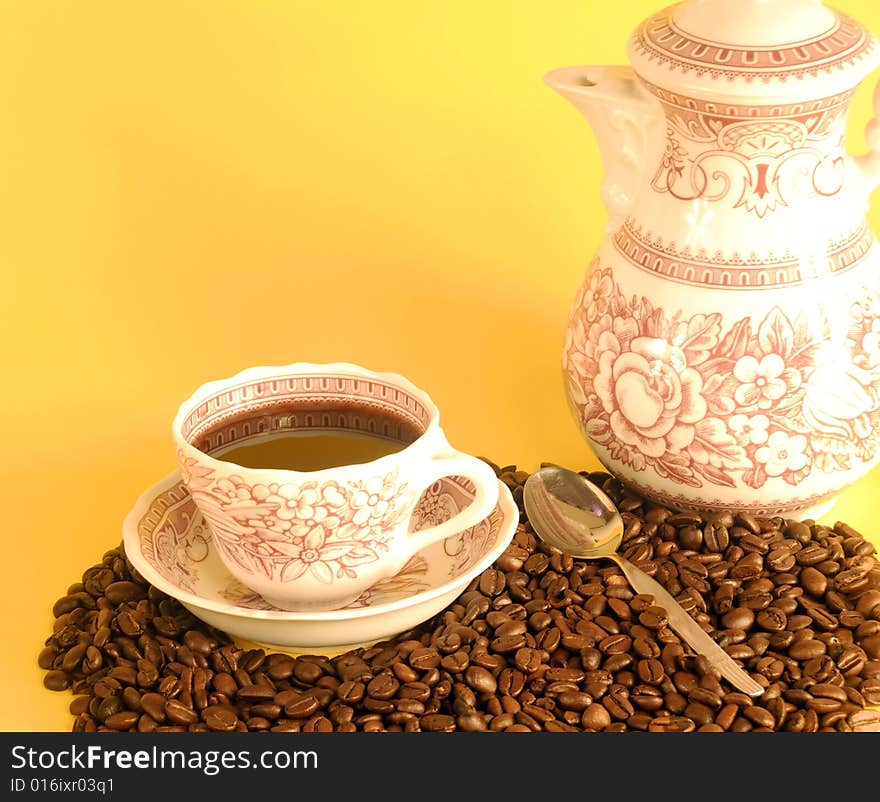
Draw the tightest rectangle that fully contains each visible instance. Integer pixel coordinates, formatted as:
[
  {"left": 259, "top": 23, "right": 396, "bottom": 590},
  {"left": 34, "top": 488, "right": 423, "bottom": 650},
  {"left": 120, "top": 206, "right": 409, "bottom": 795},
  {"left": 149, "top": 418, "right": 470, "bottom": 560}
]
[{"left": 853, "top": 75, "right": 880, "bottom": 196}]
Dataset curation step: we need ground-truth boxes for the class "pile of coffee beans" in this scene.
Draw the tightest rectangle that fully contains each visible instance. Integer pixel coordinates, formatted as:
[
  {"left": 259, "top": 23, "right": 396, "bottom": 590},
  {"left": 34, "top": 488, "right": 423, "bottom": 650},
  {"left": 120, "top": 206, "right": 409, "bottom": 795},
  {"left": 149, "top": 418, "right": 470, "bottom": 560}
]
[{"left": 40, "top": 464, "right": 880, "bottom": 732}]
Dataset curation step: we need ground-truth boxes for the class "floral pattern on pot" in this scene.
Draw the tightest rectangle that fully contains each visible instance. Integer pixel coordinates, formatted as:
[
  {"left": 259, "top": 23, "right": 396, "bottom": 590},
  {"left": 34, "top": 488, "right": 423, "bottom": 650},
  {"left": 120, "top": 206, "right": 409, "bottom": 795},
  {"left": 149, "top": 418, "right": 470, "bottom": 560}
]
[
  {"left": 179, "top": 454, "right": 412, "bottom": 587},
  {"left": 564, "top": 264, "right": 880, "bottom": 490},
  {"left": 652, "top": 117, "right": 846, "bottom": 218}
]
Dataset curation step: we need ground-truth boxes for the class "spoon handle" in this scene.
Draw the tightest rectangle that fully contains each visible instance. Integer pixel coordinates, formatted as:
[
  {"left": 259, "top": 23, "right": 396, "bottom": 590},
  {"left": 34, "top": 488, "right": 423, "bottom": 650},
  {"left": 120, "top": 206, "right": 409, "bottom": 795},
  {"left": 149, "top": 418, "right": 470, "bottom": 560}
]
[{"left": 610, "top": 554, "right": 765, "bottom": 698}]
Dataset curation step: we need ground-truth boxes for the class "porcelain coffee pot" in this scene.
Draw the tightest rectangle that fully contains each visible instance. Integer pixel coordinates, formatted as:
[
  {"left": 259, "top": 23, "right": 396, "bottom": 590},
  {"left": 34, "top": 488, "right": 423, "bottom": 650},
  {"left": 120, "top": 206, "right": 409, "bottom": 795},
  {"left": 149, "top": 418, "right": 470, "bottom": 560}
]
[{"left": 549, "top": 0, "right": 880, "bottom": 518}]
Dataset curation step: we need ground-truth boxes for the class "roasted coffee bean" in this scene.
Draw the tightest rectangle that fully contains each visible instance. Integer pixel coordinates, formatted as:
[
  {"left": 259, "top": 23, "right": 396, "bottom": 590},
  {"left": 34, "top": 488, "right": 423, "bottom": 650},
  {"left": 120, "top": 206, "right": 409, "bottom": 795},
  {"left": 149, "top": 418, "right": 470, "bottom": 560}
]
[
  {"left": 788, "top": 614, "right": 813, "bottom": 631},
  {"left": 40, "top": 478, "right": 880, "bottom": 733},
  {"left": 399, "top": 681, "right": 431, "bottom": 702},
  {"left": 237, "top": 685, "right": 275, "bottom": 701},
  {"left": 557, "top": 691, "right": 592, "bottom": 712},
  {"left": 639, "top": 606, "right": 668, "bottom": 629},
  {"left": 801, "top": 567, "right": 828, "bottom": 598},
  {"left": 164, "top": 699, "right": 198, "bottom": 726},
  {"left": 789, "top": 638, "right": 826, "bottom": 660},
  {"left": 684, "top": 702, "right": 714, "bottom": 727},
  {"left": 479, "top": 570, "right": 506, "bottom": 597},
  {"left": 38, "top": 646, "right": 60, "bottom": 671},
  {"left": 139, "top": 693, "right": 166, "bottom": 723},
  {"left": 861, "top": 678, "right": 880, "bottom": 705},
  {"left": 367, "top": 673, "right": 400, "bottom": 701},
  {"left": 211, "top": 673, "right": 236, "bottom": 697},
  {"left": 96, "top": 695, "right": 123, "bottom": 722},
  {"left": 704, "top": 523, "right": 730, "bottom": 553},
  {"left": 837, "top": 645, "right": 867, "bottom": 676},
  {"left": 53, "top": 595, "right": 86, "bottom": 618},
  {"left": 511, "top": 647, "right": 541, "bottom": 674},
  {"left": 714, "top": 703, "right": 738, "bottom": 730},
  {"left": 104, "top": 582, "right": 146, "bottom": 605},
  {"left": 183, "top": 630, "right": 213, "bottom": 655},
  {"left": 834, "top": 569, "right": 870, "bottom": 594},
  {"left": 464, "top": 665, "right": 497, "bottom": 694},
  {"left": 739, "top": 590, "right": 773, "bottom": 611},
  {"left": 688, "top": 687, "right": 722, "bottom": 709},
  {"left": 857, "top": 590, "right": 880, "bottom": 618},
  {"left": 796, "top": 545, "right": 830, "bottom": 566},
  {"left": 83, "top": 645, "right": 103, "bottom": 673},
  {"left": 560, "top": 633, "right": 592, "bottom": 651},
  {"left": 636, "top": 658, "right": 665, "bottom": 685},
  {"left": 648, "top": 715, "right": 696, "bottom": 733},
  {"left": 43, "top": 671, "right": 71, "bottom": 691},
  {"left": 598, "top": 634, "right": 631, "bottom": 655},
  {"left": 203, "top": 705, "right": 238, "bottom": 732},
  {"left": 491, "top": 634, "right": 527, "bottom": 653},
  {"left": 69, "top": 696, "right": 91, "bottom": 716},
  {"left": 581, "top": 703, "right": 612, "bottom": 731},
  {"left": 408, "top": 648, "right": 441, "bottom": 671},
  {"left": 767, "top": 549, "right": 796, "bottom": 572},
  {"left": 420, "top": 713, "right": 455, "bottom": 732},
  {"left": 104, "top": 711, "right": 139, "bottom": 731},
  {"left": 602, "top": 691, "right": 634, "bottom": 721},
  {"left": 240, "top": 650, "right": 267, "bottom": 674},
  {"left": 61, "top": 642, "right": 88, "bottom": 673},
  {"left": 862, "top": 635, "right": 880, "bottom": 660},
  {"left": 631, "top": 687, "right": 663, "bottom": 711},
  {"left": 498, "top": 668, "right": 525, "bottom": 697},
  {"left": 756, "top": 608, "right": 787, "bottom": 632},
  {"left": 848, "top": 709, "right": 880, "bottom": 732},
  {"left": 743, "top": 706, "right": 775, "bottom": 729},
  {"left": 440, "top": 651, "right": 469, "bottom": 674},
  {"left": 721, "top": 608, "right": 754, "bottom": 630},
  {"left": 284, "top": 695, "right": 320, "bottom": 719},
  {"left": 495, "top": 620, "right": 527, "bottom": 638},
  {"left": 805, "top": 606, "right": 839, "bottom": 631}
]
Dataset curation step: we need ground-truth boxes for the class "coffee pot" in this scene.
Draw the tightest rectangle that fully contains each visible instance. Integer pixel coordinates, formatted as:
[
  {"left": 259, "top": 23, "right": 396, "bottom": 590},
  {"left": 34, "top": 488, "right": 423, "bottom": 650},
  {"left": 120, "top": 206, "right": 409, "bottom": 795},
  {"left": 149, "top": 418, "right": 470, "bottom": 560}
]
[{"left": 549, "top": 0, "right": 880, "bottom": 518}]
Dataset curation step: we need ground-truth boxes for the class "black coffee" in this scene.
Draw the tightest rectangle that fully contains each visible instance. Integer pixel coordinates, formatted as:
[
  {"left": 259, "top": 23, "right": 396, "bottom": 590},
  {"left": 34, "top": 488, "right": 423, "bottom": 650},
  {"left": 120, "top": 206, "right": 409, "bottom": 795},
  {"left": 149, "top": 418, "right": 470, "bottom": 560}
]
[{"left": 216, "top": 433, "right": 404, "bottom": 472}]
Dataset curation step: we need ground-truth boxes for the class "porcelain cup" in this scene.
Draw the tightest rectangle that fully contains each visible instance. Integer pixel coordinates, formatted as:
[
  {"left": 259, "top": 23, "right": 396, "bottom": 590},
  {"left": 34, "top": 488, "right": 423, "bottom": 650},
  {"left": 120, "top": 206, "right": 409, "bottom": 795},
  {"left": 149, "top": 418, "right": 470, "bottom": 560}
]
[{"left": 172, "top": 362, "right": 499, "bottom": 611}]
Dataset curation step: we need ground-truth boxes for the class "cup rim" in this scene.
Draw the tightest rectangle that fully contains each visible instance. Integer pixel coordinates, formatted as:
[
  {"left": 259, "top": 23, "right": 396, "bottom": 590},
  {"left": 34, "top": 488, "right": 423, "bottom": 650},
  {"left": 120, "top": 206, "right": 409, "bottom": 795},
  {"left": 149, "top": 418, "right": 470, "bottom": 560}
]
[{"left": 171, "top": 361, "right": 442, "bottom": 480}]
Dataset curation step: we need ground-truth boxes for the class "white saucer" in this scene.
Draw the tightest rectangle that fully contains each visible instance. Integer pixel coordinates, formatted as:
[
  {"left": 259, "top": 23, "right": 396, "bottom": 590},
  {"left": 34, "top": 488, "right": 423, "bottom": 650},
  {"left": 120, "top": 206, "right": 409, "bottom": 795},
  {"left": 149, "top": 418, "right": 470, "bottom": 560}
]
[{"left": 123, "top": 471, "right": 517, "bottom": 654}]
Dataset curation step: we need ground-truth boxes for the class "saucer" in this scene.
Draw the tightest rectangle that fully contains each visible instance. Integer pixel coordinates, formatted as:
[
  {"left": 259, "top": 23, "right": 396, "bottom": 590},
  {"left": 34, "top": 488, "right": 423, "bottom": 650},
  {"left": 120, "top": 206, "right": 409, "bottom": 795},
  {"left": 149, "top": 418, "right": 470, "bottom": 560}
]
[{"left": 123, "top": 471, "right": 518, "bottom": 653}]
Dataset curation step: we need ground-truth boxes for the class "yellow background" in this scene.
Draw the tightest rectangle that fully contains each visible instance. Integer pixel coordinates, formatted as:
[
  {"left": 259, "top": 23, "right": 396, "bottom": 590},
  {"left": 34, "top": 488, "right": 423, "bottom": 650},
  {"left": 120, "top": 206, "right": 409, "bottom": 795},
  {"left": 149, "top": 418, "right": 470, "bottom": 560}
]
[{"left": 3, "top": 0, "right": 880, "bottom": 731}]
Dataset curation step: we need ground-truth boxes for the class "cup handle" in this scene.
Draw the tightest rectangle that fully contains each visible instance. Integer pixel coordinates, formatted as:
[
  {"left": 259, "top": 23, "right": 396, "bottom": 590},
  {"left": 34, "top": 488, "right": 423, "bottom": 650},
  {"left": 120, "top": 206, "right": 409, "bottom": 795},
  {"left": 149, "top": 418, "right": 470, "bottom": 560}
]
[{"left": 405, "top": 450, "right": 500, "bottom": 551}]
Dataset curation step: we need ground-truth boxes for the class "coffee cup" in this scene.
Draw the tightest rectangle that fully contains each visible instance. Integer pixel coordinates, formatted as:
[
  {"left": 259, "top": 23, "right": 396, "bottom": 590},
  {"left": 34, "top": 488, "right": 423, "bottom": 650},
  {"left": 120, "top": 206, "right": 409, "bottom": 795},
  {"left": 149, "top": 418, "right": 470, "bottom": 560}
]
[{"left": 172, "top": 362, "right": 499, "bottom": 611}]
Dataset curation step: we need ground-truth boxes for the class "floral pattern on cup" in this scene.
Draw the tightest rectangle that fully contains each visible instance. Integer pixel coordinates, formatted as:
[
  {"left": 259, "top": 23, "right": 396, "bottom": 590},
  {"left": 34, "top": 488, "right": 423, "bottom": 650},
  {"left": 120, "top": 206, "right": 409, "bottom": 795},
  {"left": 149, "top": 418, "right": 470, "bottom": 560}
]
[
  {"left": 342, "top": 555, "right": 430, "bottom": 608},
  {"left": 179, "top": 453, "right": 413, "bottom": 588},
  {"left": 564, "top": 265, "right": 880, "bottom": 491},
  {"left": 136, "top": 481, "right": 211, "bottom": 595},
  {"left": 151, "top": 520, "right": 210, "bottom": 594},
  {"left": 217, "top": 555, "right": 431, "bottom": 610},
  {"left": 410, "top": 479, "right": 495, "bottom": 577},
  {"left": 134, "top": 473, "right": 503, "bottom": 614}
]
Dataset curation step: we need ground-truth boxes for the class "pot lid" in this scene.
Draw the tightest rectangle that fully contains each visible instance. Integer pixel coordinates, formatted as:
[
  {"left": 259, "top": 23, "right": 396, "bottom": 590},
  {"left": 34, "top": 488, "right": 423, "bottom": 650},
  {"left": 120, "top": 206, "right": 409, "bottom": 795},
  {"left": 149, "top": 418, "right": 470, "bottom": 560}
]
[{"left": 628, "top": 0, "right": 880, "bottom": 101}]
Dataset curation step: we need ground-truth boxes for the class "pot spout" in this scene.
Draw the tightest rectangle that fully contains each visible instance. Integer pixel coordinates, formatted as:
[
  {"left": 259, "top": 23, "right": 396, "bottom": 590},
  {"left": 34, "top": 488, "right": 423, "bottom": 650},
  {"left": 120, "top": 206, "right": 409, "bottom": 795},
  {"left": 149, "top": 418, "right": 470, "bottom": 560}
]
[{"left": 545, "top": 65, "right": 664, "bottom": 231}]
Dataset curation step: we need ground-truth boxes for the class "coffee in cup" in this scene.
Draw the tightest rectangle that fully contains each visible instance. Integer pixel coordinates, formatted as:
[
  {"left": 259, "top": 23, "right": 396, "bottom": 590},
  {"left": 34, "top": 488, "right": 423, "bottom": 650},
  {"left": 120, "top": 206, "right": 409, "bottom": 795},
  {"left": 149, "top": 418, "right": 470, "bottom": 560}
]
[{"left": 172, "top": 362, "right": 499, "bottom": 611}]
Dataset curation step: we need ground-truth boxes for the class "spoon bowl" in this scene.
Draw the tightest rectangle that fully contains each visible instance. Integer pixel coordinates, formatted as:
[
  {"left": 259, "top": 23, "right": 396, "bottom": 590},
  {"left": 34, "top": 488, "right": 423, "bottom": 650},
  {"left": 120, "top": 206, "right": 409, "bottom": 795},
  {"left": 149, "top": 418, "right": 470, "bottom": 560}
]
[
  {"left": 522, "top": 466, "right": 623, "bottom": 557},
  {"left": 523, "top": 466, "right": 765, "bottom": 697}
]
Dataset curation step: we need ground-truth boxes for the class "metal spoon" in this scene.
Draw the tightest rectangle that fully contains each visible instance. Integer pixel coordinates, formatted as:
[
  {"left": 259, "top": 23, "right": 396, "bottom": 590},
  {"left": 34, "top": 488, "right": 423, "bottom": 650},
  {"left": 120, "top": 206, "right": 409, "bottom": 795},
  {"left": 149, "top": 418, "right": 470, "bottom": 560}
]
[{"left": 523, "top": 466, "right": 764, "bottom": 697}]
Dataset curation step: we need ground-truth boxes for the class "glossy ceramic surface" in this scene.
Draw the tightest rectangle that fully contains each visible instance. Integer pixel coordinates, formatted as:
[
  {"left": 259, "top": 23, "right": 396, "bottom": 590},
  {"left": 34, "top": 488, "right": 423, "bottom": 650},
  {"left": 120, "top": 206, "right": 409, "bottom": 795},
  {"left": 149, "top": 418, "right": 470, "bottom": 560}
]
[
  {"left": 548, "top": 0, "right": 880, "bottom": 517},
  {"left": 172, "top": 362, "right": 499, "bottom": 610},
  {"left": 123, "top": 471, "right": 518, "bottom": 653}
]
